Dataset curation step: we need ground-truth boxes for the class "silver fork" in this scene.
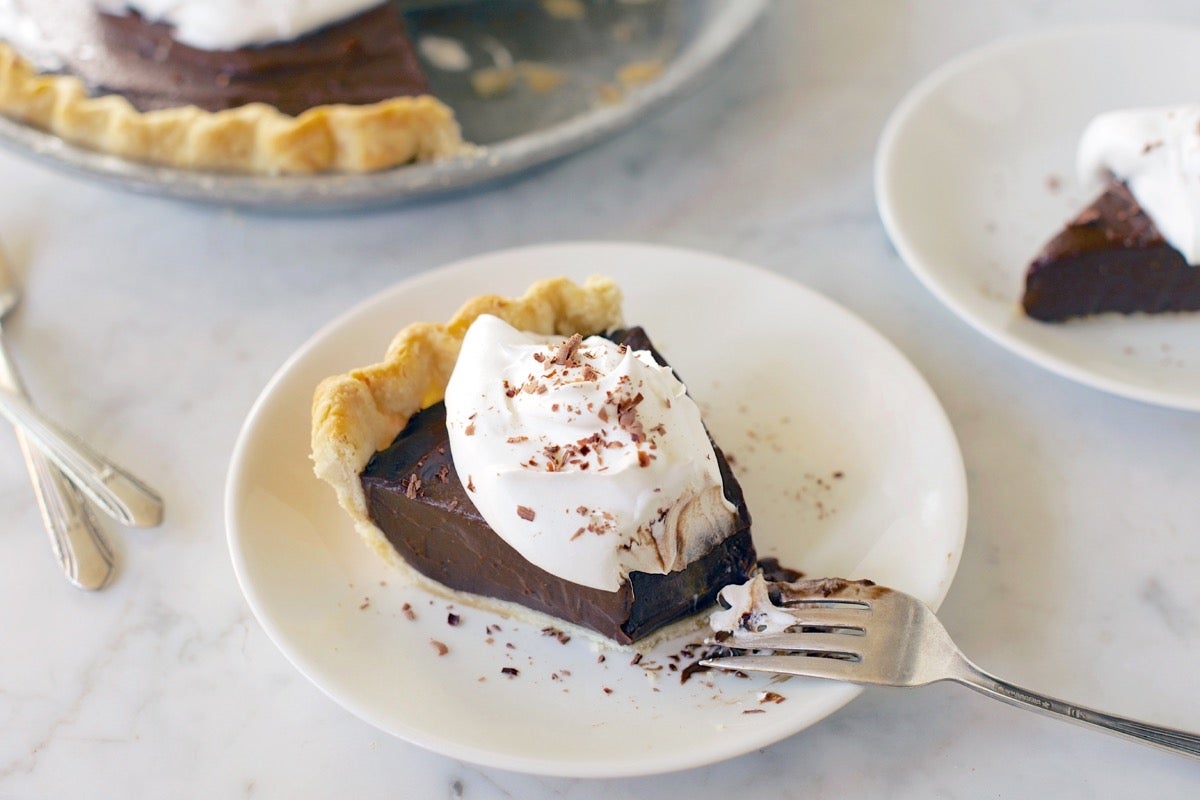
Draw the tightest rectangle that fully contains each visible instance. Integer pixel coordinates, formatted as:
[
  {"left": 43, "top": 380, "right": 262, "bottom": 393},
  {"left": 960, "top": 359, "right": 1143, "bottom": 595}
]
[
  {"left": 702, "top": 578, "right": 1200, "bottom": 759},
  {"left": 0, "top": 249, "right": 163, "bottom": 532},
  {"left": 0, "top": 245, "right": 163, "bottom": 587},
  {"left": 0, "top": 247, "right": 115, "bottom": 588}
]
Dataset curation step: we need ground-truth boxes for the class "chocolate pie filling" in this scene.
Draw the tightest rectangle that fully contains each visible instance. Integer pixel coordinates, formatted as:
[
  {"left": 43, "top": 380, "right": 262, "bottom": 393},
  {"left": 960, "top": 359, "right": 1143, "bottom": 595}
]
[
  {"left": 1024, "top": 181, "right": 1200, "bottom": 321},
  {"left": 360, "top": 327, "right": 757, "bottom": 645},
  {"left": 17, "top": 2, "right": 429, "bottom": 114}
]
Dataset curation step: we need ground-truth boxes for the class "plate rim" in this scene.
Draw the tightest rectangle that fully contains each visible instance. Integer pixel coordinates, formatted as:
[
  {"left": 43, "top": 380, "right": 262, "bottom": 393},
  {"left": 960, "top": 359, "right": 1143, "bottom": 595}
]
[
  {"left": 874, "top": 22, "right": 1200, "bottom": 413},
  {"left": 224, "top": 240, "right": 968, "bottom": 776}
]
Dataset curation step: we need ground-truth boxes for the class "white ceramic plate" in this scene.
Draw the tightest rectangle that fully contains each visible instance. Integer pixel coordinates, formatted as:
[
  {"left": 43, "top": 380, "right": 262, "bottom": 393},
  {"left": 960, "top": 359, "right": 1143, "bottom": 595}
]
[
  {"left": 225, "top": 242, "right": 967, "bottom": 777},
  {"left": 876, "top": 24, "right": 1200, "bottom": 412}
]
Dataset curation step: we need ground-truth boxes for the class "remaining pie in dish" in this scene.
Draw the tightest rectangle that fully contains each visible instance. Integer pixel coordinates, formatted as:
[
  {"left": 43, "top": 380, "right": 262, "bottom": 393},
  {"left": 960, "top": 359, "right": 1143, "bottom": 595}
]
[
  {"left": 0, "top": 1, "right": 464, "bottom": 173},
  {"left": 1023, "top": 105, "right": 1200, "bottom": 321},
  {"left": 311, "top": 277, "right": 757, "bottom": 646}
]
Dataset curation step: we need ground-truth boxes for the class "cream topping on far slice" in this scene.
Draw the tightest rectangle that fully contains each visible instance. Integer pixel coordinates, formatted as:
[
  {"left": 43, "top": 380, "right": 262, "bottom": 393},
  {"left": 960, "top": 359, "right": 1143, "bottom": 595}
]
[
  {"left": 443, "top": 314, "right": 738, "bottom": 593},
  {"left": 95, "top": 0, "right": 385, "bottom": 49},
  {"left": 1077, "top": 104, "right": 1200, "bottom": 266}
]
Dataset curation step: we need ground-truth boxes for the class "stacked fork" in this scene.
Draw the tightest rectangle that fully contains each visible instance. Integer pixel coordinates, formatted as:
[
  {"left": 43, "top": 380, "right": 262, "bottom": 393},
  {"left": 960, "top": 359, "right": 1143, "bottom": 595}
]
[{"left": 0, "top": 242, "right": 164, "bottom": 589}]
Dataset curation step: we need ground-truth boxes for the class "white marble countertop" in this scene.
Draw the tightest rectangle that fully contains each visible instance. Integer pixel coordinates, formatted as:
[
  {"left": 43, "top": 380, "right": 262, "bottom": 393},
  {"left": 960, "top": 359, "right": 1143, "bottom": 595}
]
[{"left": 2, "top": 1, "right": 1199, "bottom": 797}]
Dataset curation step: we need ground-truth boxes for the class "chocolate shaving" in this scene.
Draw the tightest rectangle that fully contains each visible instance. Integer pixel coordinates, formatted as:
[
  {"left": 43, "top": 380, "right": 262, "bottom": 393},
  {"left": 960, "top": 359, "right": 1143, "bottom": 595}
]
[
  {"left": 517, "top": 505, "right": 536, "bottom": 521},
  {"left": 552, "top": 333, "right": 584, "bottom": 366},
  {"left": 616, "top": 392, "right": 646, "bottom": 442},
  {"left": 430, "top": 640, "right": 449, "bottom": 656},
  {"left": 501, "top": 667, "right": 520, "bottom": 677},
  {"left": 405, "top": 474, "right": 422, "bottom": 499}
]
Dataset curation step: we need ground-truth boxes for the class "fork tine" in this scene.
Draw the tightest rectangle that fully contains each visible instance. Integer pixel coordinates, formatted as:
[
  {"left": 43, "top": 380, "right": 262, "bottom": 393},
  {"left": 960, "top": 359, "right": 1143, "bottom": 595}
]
[
  {"left": 701, "top": 654, "right": 866, "bottom": 683},
  {"left": 773, "top": 605, "right": 869, "bottom": 629},
  {"left": 719, "top": 631, "right": 865, "bottom": 655}
]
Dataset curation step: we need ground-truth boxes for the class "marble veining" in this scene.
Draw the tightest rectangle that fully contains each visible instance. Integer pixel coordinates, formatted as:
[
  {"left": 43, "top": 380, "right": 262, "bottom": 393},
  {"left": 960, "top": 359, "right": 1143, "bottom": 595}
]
[{"left": 1, "top": 1, "right": 1199, "bottom": 797}]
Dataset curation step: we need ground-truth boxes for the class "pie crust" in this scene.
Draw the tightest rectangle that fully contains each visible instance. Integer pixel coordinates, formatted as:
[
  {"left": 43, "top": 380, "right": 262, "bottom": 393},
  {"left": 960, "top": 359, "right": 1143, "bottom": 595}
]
[
  {"left": 310, "top": 275, "right": 624, "bottom": 565},
  {"left": 0, "top": 40, "right": 465, "bottom": 174}
]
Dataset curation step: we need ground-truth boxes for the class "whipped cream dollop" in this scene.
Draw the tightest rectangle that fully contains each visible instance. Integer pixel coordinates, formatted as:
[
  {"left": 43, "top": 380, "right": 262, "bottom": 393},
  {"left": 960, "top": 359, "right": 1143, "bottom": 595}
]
[
  {"left": 443, "top": 315, "right": 738, "bottom": 592},
  {"left": 1077, "top": 104, "right": 1200, "bottom": 265},
  {"left": 0, "top": 1, "right": 62, "bottom": 69},
  {"left": 95, "top": 0, "right": 384, "bottom": 50}
]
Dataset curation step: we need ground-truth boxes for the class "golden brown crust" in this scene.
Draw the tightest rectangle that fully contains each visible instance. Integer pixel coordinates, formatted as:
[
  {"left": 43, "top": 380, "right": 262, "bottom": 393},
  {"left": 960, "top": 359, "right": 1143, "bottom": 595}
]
[
  {"left": 0, "top": 42, "right": 465, "bottom": 174},
  {"left": 310, "top": 275, "right": 624, "bottom": 565}
]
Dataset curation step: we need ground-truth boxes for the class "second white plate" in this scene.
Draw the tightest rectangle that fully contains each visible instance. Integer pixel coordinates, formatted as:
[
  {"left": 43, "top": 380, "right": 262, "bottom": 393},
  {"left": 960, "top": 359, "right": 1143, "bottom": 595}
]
[
  {"left": 876, "top": 24, "right": 1200, "bottom": 411},
  {"left": 225, "top": 242, "right": 967, "bottom": 777}
]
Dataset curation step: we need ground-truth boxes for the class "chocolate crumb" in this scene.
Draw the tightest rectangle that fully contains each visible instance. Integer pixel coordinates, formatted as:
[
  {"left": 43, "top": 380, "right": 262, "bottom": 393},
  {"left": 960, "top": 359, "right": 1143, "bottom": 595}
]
[
  {"left": 541, "top": 627, "right": 571, "bottom": 645},
  {"left": 467, "top": 475, "right": 475, "bottom": 492},
  {"left": 759, "top": 691, "right": 786, "bottom": 704},
  {"left": 501, "top": 667, "right": 520, "bottom": 677},
  {"left": 447, "top": 613, "right": 462, "bottom": 626},
  {"left": 742, "top": 708, "right": 767, "bottom": 715},
  {"left": 464, "top": 423, "right": 476, "bottom": 436},
  {"left": 603, "top": 687, "right": 613, "bottom": 695},
  {"left": 358, "top": 597, "right": 370, "bottom": 610},
  {"left": 517, "top": 505, "right": 536, "bottom": 521},
  {"left": 430, "top": 640, "right": 449, "bottom": 656},
  {"left": 630, "top": 652, "right": 643, "bottom": 665},
  {"left": 597, "top": 654, "right": 606, "bottom": 663},
  {"left": 401, "top": 603, "right": 416, "bottom": 621}
]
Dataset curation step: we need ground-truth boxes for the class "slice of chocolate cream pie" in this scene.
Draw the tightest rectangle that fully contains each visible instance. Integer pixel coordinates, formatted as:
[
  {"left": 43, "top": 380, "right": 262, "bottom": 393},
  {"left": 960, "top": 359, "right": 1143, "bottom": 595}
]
[
  {"left": 311, "top": 277, "right": 756, "bottom": 647},
  {"left": 1023, "top": 104, "right": 1200, "bottom": 321}
]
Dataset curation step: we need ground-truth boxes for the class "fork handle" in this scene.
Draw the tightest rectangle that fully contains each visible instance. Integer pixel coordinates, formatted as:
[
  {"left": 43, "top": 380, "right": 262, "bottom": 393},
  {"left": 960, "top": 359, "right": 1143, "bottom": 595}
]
[
  {"left": 951, "top": 658, "right": 1200, "bottom": 759},
  {"left": 17, "top": 429, "right": 116, "bottom": 589},
  {"left": 0, "top": 336, "right": 115, "bottom": 589},
  {"left": 0, "top": 387, "right": 164, "bottom": 528}
]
